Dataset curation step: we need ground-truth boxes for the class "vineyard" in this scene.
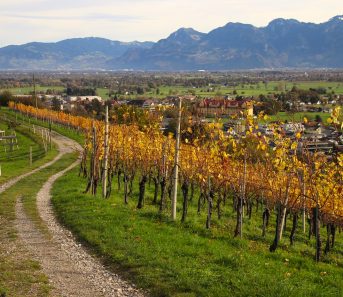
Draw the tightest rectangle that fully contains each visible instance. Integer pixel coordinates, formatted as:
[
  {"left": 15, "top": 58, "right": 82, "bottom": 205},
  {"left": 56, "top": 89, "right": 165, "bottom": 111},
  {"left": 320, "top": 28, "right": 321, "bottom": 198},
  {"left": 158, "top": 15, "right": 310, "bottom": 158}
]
[{"left": 9, "top": 102, "right": 343, "bottom": 263}]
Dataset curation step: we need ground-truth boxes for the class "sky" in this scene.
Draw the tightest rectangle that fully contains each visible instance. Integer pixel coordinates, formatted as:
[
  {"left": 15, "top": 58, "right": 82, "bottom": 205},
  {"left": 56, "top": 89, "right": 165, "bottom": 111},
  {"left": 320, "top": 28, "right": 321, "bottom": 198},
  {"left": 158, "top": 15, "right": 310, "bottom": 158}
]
[{"left": 0, "top": 0, "right": 342, "bottom": 47}]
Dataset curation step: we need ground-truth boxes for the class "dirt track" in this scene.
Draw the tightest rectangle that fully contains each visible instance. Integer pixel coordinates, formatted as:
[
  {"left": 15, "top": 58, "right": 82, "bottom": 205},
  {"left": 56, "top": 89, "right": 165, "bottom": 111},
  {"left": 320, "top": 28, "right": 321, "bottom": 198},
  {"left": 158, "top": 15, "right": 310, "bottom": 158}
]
[{"left": 10, "top": 129, "right": 144, "bottom": 297}]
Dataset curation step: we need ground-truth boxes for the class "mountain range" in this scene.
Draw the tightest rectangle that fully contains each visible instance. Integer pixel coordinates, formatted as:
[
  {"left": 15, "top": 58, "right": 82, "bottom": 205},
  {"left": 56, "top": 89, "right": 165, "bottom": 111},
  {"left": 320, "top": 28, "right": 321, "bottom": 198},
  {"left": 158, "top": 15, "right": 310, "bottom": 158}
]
[{"left": 1, "top": 16, "right": 343, "bottom": 71}]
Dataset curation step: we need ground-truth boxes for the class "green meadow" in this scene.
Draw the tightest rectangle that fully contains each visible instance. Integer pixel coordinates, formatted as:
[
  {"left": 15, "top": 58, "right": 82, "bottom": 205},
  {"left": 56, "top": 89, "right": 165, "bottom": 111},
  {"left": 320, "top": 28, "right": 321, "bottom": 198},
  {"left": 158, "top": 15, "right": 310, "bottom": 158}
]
[{"left": 2, "top": 81, "right": 343, "bottom": 100}]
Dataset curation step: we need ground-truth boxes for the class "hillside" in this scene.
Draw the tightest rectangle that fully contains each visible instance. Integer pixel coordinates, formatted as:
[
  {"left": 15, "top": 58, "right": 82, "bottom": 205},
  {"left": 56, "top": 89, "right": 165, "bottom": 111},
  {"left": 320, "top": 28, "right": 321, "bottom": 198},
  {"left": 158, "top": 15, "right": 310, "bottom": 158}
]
[{"left": 0, "top": 16, "right": 343, "bottom": 70}]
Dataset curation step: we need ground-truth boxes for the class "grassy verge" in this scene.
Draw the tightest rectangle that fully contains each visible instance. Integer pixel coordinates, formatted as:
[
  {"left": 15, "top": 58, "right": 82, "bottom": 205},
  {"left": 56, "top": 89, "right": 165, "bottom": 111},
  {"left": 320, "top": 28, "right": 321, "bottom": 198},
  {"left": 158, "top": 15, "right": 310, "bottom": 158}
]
[{"left": 52, "top": 168, "right": 343, "bottom": 297}]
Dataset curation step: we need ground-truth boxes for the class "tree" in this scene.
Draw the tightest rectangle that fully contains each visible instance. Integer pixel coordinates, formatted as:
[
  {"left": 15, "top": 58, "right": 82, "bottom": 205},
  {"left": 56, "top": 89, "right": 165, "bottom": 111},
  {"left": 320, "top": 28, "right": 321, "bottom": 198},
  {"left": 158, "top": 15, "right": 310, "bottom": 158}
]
[
  {"left": 263, "top": 98, "right": 282, "bottom": 115},
  {"left": 136, "top": 87, "right": 145, "bottom": 95},
  {"left": 315, "top": 115, "right": 322, "bottom": 123},
  {"left": 0, "top": 90, "right": 13, "bottom": 106},
  {"left": 51, "top": 97, "right": 61, "bottom": 111}
]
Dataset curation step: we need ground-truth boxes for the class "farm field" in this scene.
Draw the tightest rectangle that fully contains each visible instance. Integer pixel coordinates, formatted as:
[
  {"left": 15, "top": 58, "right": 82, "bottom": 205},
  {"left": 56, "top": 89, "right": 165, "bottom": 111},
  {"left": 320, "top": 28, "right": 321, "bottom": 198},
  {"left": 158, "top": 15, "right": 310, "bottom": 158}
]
[
  {"left": 1, "top": 85, "right": 110, "bottom": 98},
  {"left": 207, "top": 111, "right": 332, "bottom": 125},
  {"left": 143, "top": 81, "right": 343, "bottom": 98},
  {"left": 4, "top": 85, "right": 64, "bottom": 95},
  {"left": 266, "top": 111, "right": 331, "bottom": 123},
  {"left": 2, "top": 81, "right": 343, "bottom": 99}
]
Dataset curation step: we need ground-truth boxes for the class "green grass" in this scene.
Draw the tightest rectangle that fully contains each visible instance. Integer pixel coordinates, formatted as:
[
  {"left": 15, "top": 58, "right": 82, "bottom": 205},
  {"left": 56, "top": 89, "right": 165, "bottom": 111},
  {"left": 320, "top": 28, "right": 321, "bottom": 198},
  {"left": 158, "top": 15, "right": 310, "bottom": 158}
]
[
  {"left": 52, "top": 169, "right": 343, "bottom": 297},
  {"left": 138, "top": 81, "right": 343, "bottom": 99},
  {"left": 1, "top": 85, "right": 111, "bottom": 100},
  {"left": 96, "top": 87, "right": 111, "bottom": 99},
  {"left": 266, "top": 111, "right": 331, "bottom": 123},
  {"left": 1, "top": 85, "right": 64, "bottom": 95},
  {"left": 4, "top": 81, "right": 342, "bottom": 100}
]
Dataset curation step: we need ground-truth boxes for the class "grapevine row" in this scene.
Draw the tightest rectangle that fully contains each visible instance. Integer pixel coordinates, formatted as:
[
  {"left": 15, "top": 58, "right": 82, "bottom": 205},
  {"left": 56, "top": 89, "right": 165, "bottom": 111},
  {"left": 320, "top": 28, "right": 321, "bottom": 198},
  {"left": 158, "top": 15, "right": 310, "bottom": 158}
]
[{"left": 10, "top": 102, "right": 343, "bottom": 260}]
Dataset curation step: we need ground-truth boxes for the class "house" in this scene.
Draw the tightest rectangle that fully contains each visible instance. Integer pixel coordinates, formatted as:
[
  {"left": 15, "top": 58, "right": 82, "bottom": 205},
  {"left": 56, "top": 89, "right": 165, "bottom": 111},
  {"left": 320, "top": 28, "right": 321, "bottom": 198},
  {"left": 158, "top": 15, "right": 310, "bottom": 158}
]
[
  {"left": 181, "top": 95, "right": 197, "bottom": 101},
  {"left": 142, "top": 100, "right": 155, "bottom": 110},
  {"left": 39, "top": 94, "right": 62, "bottom": 100},
  {"left": 196, "top": 98, "right": 253, "bottom": 117},
  {"left": 224, "top": 120, "right": 246, "bottom": 135},
  {"left": 282, "top": 123, "right": 305, "bottom": 134},
  {"left": 67, "top": 96, "right": 102, "bottom": 102},
  {"left": 127, "top": 99, "right": 156, "bottom": 110}
]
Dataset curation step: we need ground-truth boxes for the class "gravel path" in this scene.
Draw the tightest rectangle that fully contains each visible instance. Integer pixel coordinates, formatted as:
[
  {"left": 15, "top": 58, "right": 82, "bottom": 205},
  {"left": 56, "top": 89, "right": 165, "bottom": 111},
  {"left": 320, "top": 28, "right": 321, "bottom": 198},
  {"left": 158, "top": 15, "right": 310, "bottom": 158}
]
[{"left": 14, "top": 129, "right": 145, "bottom": 297}]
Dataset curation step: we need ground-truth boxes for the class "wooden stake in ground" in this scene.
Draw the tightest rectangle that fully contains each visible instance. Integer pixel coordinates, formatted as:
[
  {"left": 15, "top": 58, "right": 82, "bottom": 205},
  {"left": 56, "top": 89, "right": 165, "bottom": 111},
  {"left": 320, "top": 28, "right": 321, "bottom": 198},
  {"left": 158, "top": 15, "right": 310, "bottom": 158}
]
[
  {"left": 102, "top": 105, "right": 109, "bottom": 198},
  {"left": 171, "top": 97, "right": 182, "bottom": 221}
]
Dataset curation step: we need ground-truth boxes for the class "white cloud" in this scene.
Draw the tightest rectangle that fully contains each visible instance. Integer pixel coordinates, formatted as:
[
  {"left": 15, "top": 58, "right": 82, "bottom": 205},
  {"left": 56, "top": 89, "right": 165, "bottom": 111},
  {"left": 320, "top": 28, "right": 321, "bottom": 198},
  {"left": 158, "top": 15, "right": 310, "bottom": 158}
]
[{"left": 0, "top": 0, "right": 342, "bottom": 46}]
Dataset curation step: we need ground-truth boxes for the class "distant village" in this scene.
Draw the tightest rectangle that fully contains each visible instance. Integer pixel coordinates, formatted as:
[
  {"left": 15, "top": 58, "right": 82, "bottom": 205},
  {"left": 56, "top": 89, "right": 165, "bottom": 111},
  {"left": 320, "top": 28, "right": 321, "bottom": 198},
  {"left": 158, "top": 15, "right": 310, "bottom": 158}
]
[{"left": 12, "top": 89, "right": 343, "bottom": 156}]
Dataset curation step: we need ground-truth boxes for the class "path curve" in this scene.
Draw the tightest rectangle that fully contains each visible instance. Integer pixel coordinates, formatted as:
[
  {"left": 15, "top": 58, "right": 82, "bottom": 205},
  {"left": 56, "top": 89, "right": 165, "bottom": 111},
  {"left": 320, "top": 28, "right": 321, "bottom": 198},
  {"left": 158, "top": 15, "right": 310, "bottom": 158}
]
[{"left": 14, "top": 129, "right": 144, "bottom": 297}]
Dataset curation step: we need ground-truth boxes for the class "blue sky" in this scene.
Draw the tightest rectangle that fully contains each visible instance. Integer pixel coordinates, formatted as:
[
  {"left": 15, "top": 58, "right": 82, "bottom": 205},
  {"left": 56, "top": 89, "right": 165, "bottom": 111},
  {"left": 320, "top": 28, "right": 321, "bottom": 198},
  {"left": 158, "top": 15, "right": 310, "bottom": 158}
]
[{"left": 0, "top": 0, "right": 342, "bottom": 46}]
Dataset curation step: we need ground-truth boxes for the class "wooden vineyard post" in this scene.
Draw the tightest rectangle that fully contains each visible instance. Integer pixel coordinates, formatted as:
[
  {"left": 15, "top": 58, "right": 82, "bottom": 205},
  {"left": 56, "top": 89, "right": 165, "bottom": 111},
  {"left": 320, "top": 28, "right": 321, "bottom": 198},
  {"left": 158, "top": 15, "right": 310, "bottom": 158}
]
[
  {"left": 102, "top": 105, "right": 109, "bottom": 198},
  {"left": 171, "top": 97, "right": 182, "bottom": 220},
  {"left": 91, "top": 124, "right": 97, "bottom": 195}
]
